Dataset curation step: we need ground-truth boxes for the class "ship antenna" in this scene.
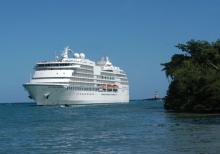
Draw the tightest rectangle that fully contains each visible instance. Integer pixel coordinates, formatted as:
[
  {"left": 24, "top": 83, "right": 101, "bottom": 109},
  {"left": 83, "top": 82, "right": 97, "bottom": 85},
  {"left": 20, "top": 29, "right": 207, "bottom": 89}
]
[
  {"left": 55, "top": 51, "right": 57, "bottom": 60},
  {"left": 30, "top": 72, "right": 32, "bottom": 81},
  {"left": 62, "top": 46, "right": 72, "bottom": 59}
]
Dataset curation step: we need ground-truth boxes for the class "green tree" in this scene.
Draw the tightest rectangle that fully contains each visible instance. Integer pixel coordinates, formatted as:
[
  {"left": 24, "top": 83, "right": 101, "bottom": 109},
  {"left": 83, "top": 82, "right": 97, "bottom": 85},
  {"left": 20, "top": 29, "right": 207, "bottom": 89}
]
[{"left": 162, "top": 39, "right": 220, "bottom": 113}]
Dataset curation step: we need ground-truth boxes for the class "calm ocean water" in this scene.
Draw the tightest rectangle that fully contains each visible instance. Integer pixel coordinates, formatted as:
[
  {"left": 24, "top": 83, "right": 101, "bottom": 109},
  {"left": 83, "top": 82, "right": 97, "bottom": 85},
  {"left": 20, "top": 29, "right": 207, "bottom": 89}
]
[{"left": 0, "top": 100, "right": 220, "bottom": 154}]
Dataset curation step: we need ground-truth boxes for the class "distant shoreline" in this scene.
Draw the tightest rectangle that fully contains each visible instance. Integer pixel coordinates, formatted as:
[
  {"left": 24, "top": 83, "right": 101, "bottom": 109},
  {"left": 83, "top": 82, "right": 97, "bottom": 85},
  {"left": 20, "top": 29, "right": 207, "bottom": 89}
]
[{"left": 130, "top": 98, "right": 164, "bottom": 101}]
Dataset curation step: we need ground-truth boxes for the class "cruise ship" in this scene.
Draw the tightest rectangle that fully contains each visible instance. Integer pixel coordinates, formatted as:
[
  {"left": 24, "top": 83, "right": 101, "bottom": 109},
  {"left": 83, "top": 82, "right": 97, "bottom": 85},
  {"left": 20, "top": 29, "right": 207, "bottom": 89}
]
[{"left": 23, "top": 47, "right": 129, "bottom": 105}]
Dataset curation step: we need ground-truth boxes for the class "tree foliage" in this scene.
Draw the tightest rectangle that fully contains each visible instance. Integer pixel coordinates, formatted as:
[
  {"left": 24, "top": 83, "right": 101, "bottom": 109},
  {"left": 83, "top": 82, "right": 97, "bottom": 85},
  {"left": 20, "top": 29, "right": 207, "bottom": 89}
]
[{"left": 162, "top": 39, "right": 220, "bottom": 113}]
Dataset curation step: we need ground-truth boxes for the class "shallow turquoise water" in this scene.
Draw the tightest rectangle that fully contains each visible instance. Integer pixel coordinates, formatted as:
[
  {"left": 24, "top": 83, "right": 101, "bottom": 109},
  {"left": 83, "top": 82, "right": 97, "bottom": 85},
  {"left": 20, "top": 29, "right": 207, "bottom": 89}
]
[{"left": 0, "top": 100, "right": 220, "bottom": 154}]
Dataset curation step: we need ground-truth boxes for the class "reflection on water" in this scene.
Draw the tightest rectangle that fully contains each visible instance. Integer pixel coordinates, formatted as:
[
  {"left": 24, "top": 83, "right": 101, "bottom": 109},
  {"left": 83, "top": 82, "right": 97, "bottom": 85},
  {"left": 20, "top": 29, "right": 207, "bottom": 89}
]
[{"left": 0, "top": 101, "right": 220, "bottom": 154}]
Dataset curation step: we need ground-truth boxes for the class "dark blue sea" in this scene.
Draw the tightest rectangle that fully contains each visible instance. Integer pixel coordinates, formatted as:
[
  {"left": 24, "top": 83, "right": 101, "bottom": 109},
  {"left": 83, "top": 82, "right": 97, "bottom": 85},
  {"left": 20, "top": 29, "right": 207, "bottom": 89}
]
[{"left": 0, "top": 100, "right": 220, "bottom": 154}]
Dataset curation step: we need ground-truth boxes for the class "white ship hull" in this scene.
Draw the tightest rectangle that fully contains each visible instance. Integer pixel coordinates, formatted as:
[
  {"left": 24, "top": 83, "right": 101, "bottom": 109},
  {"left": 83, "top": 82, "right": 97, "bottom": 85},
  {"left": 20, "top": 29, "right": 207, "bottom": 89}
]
[{"left": 24, "top": 83, "right": 129, "bottom": 105}]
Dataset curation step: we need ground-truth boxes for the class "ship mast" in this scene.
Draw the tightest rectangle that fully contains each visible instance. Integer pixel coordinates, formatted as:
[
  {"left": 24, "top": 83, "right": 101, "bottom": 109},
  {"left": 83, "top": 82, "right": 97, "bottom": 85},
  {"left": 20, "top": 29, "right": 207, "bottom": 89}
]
[{"left": 62, "top": 46, "right": 71, "bottom": 59}]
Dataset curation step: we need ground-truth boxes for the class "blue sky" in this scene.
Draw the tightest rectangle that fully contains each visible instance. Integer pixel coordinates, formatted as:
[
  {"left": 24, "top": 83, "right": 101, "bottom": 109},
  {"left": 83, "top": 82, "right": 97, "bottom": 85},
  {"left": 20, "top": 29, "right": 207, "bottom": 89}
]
[{"left": 0, "top": 0, "right": 220, "bottom": 102}]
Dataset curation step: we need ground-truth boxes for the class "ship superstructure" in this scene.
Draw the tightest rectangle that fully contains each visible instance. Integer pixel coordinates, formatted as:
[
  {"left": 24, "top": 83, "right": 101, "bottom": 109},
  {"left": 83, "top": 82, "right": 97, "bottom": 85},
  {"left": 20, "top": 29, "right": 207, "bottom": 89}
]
[{"left": 23, "top": 47, "right": 129, "bottom": 105}]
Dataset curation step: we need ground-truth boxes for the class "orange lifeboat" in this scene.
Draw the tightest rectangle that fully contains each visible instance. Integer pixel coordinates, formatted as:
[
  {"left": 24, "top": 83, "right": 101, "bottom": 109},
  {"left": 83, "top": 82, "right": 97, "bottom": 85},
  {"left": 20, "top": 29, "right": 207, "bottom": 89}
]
[
  {"left": 112, "top": 84, "right": 119, "bottom": 89},
  {"left": 106, "top": 84, "right": 119, "bottom": 89},
  {"left": 100, "top": 84, "right": 119, "bottom": 91},
  {"left": 107, "top": 84, "right": 113, "bottom": 88}
]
